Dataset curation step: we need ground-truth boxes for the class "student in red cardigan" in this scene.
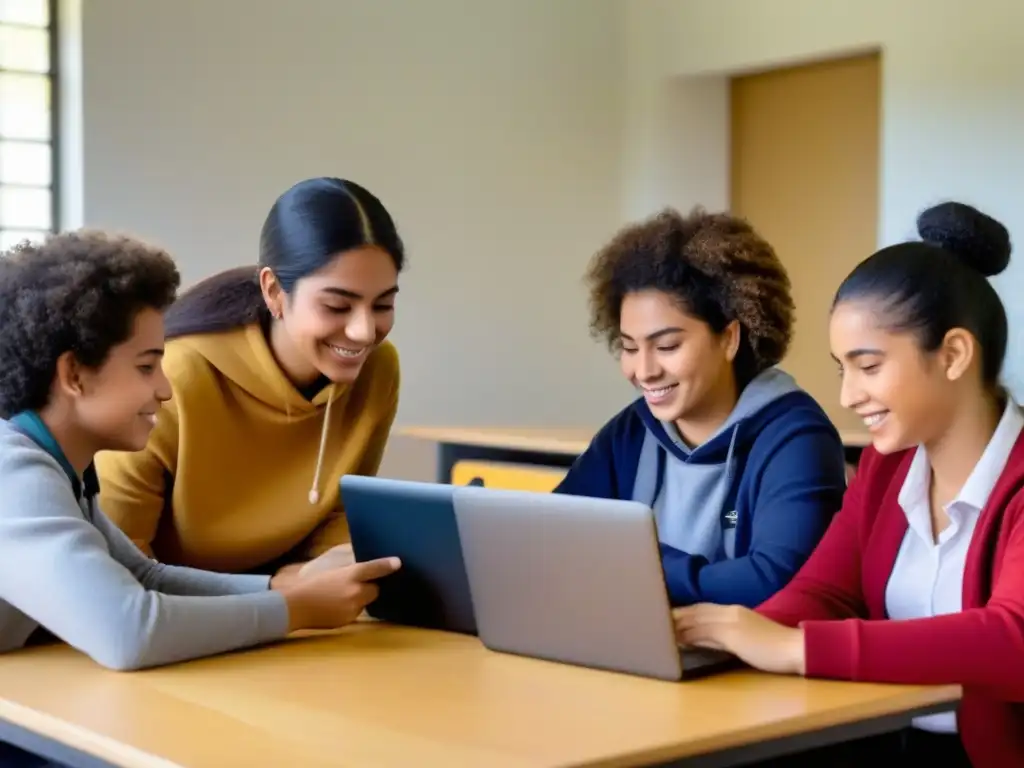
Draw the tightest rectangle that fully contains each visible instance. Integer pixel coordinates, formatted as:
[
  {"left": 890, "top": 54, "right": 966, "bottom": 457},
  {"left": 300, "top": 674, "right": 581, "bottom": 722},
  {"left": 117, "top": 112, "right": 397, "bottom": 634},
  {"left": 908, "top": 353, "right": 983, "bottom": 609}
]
[{"left": 674, "top": 200, "right": 1022, "bottom": 768}]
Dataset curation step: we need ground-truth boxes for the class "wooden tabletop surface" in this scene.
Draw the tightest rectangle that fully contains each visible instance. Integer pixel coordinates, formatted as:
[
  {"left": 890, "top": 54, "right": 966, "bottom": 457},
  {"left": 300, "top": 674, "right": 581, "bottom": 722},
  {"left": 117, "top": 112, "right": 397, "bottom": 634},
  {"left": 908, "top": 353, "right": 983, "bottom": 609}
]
[
  {"left": 0, "top": 623, "right": 957, "bottom": 768},
  {"left": 398, "top": 425, "right": 873, "bottom": 454}
]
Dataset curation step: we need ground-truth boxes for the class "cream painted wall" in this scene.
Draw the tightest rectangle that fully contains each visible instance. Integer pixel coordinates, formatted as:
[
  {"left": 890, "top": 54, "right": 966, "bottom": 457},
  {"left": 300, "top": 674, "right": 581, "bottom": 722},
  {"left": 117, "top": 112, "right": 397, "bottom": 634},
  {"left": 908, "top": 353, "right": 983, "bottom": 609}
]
[
  {"left": 69, "top": 0, "right": 1024, "bottom": 456},
  {"left": 77, "top": 0, "right": 634, "bottom": 436},
  {"left": 623, "top": 0, "right": 1024, "bottom": 397}
]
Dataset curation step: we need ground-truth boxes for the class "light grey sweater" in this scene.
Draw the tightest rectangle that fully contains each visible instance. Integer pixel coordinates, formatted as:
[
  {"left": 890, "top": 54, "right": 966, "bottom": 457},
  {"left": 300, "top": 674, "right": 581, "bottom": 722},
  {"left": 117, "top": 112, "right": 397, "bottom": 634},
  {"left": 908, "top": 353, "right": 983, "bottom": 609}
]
[{"left": 0, "top": 419, "right": 290, "bottom": 670}]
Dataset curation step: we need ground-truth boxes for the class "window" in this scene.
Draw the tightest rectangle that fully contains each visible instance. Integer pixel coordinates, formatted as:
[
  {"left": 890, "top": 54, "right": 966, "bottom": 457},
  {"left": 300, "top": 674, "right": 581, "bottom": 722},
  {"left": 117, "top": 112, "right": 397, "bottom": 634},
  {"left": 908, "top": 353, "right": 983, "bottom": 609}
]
[{"left": 0, "top": 0, "right": 57, "bottom": 251}]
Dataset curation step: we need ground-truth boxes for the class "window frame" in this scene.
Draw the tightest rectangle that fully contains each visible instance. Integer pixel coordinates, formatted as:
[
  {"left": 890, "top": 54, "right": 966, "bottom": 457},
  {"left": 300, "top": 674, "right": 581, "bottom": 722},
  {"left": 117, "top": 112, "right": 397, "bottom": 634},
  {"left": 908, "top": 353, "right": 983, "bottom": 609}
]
[{"left": 0, "top": 0, "right": 60, "bottom": 245}]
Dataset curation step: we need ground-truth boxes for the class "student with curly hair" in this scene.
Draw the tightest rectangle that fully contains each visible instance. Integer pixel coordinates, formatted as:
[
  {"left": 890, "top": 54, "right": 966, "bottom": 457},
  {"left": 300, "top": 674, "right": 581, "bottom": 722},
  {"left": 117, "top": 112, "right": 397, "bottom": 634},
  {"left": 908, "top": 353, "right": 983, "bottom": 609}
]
[
  {"left": 675, "top": 202, "right": 1021, "bottom": 766},
  {"left": 95, "top": 178, "right": 403, "bottom": 582},
  {"left": 555, "top": 208, "right": 848, "bottom": 608},
  {"left": 0, "top": 232, "right": 400, "bottom": 682}
]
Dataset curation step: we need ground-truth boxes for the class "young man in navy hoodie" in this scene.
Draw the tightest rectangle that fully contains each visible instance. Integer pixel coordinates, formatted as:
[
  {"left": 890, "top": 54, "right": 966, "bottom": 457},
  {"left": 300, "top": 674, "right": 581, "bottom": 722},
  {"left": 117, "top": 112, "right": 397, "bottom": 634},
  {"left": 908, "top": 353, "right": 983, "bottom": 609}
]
[{"left": 555, "top": 208, "right": 848, "bottom": 608}]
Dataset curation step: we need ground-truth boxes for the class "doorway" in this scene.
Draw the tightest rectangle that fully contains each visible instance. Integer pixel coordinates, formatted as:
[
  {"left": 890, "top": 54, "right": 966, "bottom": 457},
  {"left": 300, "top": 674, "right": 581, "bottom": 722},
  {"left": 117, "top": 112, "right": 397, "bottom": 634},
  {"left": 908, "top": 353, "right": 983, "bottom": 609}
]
[{"left": 730, "top": 52, "right": 881, "bottom": 431}]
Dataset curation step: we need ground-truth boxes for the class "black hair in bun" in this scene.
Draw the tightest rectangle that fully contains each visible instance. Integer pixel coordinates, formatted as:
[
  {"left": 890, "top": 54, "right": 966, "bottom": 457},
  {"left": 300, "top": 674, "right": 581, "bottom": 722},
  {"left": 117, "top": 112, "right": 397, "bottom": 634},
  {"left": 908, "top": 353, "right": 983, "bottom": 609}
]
[
  {"left": 833, "top": 200, "right": 1011, "bottom": 387},
  {"left": 918, "top": 201, "right": 1011, "bottom": 278}
]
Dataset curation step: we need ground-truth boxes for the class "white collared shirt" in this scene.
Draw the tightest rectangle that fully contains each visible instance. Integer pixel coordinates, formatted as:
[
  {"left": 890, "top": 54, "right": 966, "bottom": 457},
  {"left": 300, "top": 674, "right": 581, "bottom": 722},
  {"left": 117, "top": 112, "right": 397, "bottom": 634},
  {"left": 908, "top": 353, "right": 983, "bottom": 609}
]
[{"left": 886, "top": 398, "right": 1024, "bottom": 733}]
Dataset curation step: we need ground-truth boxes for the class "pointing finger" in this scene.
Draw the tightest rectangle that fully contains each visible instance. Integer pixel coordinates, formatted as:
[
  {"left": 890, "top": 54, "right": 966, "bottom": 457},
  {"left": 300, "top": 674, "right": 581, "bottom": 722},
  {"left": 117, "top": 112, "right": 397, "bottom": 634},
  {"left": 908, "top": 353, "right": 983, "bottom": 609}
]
[{"left": 348, "top": 556, "right": 402, "bottom": 582}]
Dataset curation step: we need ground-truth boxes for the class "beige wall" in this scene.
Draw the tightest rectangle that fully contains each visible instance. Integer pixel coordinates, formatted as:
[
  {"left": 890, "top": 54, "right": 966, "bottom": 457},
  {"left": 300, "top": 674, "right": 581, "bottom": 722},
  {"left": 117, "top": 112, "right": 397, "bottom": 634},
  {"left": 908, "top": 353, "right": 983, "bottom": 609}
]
[
  {"left": 75, "top": 0, "right": 635, "bottom": 440},
  {"left": 65, "top": 0, "right": 1024, "bottom": 479},
  {"left": 623, "top": 0, "right": 1024, "bottom": 399}
]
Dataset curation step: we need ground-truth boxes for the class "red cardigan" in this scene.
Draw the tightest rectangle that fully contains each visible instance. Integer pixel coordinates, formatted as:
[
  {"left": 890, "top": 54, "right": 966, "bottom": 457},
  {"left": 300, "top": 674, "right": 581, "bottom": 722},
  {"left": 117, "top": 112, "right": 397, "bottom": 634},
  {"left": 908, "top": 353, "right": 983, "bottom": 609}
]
[{"left": 757, "top": 436, "right": 1024, "bottom": 768}]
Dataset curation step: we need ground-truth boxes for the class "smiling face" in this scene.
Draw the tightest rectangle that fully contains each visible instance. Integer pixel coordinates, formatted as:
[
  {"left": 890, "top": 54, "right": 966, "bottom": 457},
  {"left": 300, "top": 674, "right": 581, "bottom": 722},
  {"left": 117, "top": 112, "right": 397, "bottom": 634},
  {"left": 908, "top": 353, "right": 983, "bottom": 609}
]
[
  {"left": 830, "top": 299, "right": 974, "bottom": 454},
  {"left": 619, "top": 290, "right": 740, "bottom": 439},
  {"left": 262, "top": 245, "right": 399, "bottom": 386},
  {"left": 66, "top": 307, "right": 172, "bottom": 452}
]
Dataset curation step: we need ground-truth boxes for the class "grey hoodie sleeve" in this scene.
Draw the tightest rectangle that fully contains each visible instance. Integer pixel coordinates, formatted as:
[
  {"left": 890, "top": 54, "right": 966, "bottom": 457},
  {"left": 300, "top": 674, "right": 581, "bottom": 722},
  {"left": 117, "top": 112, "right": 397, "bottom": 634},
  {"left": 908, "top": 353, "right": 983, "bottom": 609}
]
[
  {"left": 0, "top": 446, "right": 290, "bottom": 670},
  {"left": 90, "top": 509, "right": 273, "bottom": 596}
]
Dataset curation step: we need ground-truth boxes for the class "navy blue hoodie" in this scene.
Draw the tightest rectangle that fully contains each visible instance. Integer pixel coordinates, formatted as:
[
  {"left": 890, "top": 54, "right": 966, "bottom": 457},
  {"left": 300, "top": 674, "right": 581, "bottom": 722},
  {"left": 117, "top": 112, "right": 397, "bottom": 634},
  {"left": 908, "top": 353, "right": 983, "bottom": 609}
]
[{"left": 554, "top": 368, "right": 847, "bottom": 608}]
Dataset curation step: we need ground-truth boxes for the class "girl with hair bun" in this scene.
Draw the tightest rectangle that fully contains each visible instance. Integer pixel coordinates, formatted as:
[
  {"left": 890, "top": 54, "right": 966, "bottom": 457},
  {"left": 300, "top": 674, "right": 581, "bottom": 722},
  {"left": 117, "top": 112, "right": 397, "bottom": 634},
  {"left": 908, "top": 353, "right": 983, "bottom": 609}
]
[{"left": 675, "top": 201, "right": 1022, "bottom": 766}]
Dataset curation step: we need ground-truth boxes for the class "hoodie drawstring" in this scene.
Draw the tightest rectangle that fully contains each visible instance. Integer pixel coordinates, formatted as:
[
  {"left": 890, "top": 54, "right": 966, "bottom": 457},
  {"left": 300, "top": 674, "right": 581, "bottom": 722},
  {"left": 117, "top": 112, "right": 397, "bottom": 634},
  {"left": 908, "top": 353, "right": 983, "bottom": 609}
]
[{"left": 308, "top": 384, "right": 336, "bottom": 505}]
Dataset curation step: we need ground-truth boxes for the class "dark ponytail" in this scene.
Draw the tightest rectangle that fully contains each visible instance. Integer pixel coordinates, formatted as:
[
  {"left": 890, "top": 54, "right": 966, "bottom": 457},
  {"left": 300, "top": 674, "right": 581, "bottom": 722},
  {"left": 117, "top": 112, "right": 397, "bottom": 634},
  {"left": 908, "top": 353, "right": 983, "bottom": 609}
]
[
  {"left": 832, "top": 201, "right": 1011, "bottom": 386},
  {"left": 164, "top": 177, "right": 405, "bottom": 341},
  {"left": 164, "top": 267, "right": 262, "bottom": 340}
]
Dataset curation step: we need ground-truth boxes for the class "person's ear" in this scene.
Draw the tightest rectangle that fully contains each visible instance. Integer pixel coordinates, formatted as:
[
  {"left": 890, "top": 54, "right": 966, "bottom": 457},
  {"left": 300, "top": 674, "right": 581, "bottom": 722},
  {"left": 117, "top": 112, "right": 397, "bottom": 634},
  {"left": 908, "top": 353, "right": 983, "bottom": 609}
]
[
  {"left": 722, "top": 320, "right": 742, "bottom": 363},
  {"left": 54, "top": 351, "right": 86, "bottom": 398},
  {"left": 941, "top": 328, "right": 975, "bottom": 383},
  {"left": 259, "top": 267, "right": 285, "bottom": 320}
]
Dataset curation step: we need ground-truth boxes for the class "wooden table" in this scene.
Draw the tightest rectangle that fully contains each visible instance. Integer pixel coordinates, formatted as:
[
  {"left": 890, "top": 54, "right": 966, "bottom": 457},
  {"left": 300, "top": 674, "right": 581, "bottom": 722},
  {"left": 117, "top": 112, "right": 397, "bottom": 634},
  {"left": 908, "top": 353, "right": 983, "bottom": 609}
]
[
  {"left": 0, "top": 624, "right": 958, "bottom": 768},
  {"left": 399, "top": 426, "right": 873, "bottom": 484}
]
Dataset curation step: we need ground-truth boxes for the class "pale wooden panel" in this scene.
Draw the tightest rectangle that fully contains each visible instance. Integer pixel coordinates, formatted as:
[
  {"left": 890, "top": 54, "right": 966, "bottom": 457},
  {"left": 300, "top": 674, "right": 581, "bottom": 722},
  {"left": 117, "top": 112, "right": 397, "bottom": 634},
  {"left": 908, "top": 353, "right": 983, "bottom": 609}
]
[{"left": 397, "top": 426, "right": 870, "bottom": 453}]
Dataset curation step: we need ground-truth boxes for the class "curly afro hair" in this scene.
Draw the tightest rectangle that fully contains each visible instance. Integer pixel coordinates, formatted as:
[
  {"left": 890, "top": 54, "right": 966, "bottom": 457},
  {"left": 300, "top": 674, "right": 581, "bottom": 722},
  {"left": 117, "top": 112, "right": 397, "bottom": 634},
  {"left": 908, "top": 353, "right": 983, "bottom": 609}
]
[
  {"left": 586, "top": 207, "right": 794, "bottom": 383},
  {"left": 0, "top": 231, "right": 181, "bottom": 417}
]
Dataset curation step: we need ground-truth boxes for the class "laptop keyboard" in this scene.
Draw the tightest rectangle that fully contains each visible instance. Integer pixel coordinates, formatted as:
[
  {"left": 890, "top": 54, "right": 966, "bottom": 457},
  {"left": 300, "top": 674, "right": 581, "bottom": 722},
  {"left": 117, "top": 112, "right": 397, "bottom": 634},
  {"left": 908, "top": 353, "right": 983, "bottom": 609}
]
[{"left": 680, "top": 646, "right": 735, "bottom": 671}]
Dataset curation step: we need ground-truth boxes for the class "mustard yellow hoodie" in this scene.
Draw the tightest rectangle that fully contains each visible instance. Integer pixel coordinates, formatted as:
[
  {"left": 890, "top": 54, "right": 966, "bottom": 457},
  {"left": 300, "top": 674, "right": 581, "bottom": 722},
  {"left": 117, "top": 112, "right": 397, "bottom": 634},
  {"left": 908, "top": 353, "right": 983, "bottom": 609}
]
[{"left": 94, "top": 323, "right": 399, "bottom": 573}]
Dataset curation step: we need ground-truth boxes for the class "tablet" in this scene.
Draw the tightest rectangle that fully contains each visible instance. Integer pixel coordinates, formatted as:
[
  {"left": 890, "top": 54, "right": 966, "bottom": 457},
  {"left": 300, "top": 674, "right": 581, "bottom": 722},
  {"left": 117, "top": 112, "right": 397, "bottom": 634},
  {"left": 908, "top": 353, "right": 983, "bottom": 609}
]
[{"left": 339, "top": 475, "right": 476, "bottom": 634}]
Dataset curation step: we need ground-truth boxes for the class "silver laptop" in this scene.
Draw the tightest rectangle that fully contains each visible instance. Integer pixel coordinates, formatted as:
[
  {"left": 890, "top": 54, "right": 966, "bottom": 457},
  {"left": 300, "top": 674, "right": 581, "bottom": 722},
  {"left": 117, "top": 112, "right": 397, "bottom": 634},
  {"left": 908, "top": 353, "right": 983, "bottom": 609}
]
[{"left": 451, "top": 486, "right": 736, "bottom": 681}]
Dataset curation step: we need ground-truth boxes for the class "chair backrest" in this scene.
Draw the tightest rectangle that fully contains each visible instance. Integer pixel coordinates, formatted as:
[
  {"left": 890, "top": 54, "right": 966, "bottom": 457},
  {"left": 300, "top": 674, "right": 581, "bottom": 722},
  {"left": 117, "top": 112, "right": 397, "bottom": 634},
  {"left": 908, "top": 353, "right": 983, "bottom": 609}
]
[{"left": 451, "top": 460, "right": 566, "bottom": 493}]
